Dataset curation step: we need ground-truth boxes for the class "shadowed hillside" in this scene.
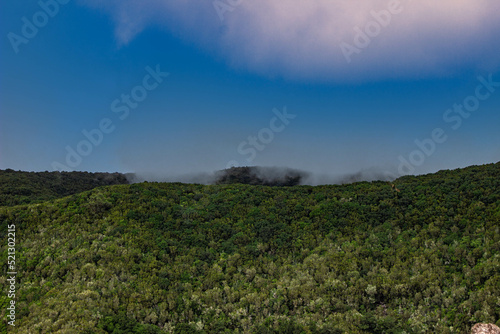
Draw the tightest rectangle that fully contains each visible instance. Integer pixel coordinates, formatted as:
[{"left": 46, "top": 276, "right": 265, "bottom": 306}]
[
  {"left": 215, "top": 166, "right": 307, "bottom": 186},
  {"left": 0, "top": 169, "right": 129, "bottom": 207}
]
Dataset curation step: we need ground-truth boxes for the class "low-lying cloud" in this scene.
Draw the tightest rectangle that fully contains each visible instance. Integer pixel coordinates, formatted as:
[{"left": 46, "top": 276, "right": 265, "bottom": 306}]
[
  {"left": 127, "top": 166, "right": 396, "bottom": 186},
  {"left": 82, "top": 0, "right": 500, "bottom": 82}
]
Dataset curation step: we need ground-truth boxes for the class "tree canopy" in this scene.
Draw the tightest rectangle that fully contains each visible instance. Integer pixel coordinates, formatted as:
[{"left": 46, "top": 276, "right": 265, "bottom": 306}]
[{"left": 0, "top": 162, "right": 499, "bottom": 333}]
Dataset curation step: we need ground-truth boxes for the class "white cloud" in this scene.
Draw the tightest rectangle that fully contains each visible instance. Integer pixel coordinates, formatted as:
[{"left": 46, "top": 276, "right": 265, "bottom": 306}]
[{"left": 82, "top": 0, "right": 500, "bottom": 82}]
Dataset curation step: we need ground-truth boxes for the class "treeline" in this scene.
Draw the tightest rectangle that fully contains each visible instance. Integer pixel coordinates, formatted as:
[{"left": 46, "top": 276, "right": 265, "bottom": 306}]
[
  {"left": 0, "top": 169, "right": 129, "bottom": 207},
  {"left": 0, "top": 162, "right": 499, "bottom": 333}
]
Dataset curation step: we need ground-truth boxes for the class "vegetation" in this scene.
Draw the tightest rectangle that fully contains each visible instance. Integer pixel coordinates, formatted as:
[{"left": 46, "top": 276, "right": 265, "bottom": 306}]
[
  {"left": 0, "top": 169, "right": 129, "bottom": 207},
  {"left": 1, "top": 162, "right": 499, "bottom": 333},
  {"left": 215, "top": 167, "right": 305, "bottom": 187}
]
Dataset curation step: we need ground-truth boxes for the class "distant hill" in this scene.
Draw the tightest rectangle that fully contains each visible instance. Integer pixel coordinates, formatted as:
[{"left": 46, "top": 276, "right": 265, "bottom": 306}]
[
  {"left": 0, "top": 167, "right": 305, "bottom": 207},
  {"left": 0, "top": 169, "right": 129, "bottom": 207},
  {"left": 215, "top": 166, "right": 306, "bottom": 186},
  {"left": 0, "top": 162, "right": 499, "bottom": 333}
]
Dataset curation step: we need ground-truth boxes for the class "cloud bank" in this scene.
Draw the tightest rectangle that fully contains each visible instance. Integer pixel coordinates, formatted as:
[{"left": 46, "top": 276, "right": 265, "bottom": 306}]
[
  {"left": 82, "top": 0, "right": 500, "bottom": 82},
  {"left": 126, "top": 165, "right": 396, "bottom": 187}
]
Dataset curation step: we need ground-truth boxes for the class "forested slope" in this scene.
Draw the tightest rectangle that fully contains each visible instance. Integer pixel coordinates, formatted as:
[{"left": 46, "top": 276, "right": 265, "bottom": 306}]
[
  {"left": 0, "top": 169, "right": 129, "bottom": 207},
  {"left": 0, "top": 163, "right": 499, "bottom": 333}
]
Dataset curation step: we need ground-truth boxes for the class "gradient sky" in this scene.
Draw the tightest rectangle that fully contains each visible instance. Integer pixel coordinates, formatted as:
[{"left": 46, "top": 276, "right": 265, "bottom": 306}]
[{"left": 1, "top": 0, "right": 499, "bottom": 179}]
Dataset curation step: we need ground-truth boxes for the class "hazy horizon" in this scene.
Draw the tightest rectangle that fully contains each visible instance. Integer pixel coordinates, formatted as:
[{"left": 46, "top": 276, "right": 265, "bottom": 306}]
[
  {"left": 1, "top": 1, "right": 499, "bottom": 178},
  {"left": 4, "top": 161, "right": 500, "bottom": 188}
]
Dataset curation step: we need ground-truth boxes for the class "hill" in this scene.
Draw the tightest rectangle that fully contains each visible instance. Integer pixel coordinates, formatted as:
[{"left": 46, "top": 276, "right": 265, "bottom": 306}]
[
  {"left": 0, "top": 170, "right": 129, "bottom": 207},
  {"left": 214, "top": 166, "right": 306, "bottom": 186},
  {"left": 0, "top": 162, "right": 499, "bottom": 333}
]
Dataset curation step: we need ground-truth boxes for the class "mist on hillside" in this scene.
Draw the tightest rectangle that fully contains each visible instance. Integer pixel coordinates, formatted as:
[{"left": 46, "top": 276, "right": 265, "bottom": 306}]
[{"left": 126, "top": 166, "right": 395, "bottom": 186}]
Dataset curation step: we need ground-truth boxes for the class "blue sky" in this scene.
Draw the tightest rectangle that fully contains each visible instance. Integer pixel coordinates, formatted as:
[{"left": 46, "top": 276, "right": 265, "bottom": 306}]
[{"left": 1, "top": 0, "right": 499, "bottom": 180}]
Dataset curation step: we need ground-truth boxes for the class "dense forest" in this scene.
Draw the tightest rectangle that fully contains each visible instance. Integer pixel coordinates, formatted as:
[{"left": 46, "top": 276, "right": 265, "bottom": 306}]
[
  {"left": 1, "top": 162, "right": 499, "bottom": 333},
  {"left": 0, "top": 169, "right": 129, "bottom": 207}
]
